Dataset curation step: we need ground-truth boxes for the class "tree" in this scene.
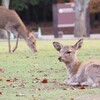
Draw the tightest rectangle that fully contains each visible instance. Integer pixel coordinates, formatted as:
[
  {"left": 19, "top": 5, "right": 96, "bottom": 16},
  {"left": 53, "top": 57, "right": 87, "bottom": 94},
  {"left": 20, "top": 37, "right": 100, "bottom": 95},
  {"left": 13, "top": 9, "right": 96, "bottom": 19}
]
[
  {"left": 1, "top": 0, "right": 10, "bottom": 8},
  {"left": 10, "top": 0, "right": 57, "bottom": 24},
  {"left": 74, "top": 0, "right": 90, "bottom": 37},
  {"left": 10, "top": 0, "right": 57, "bottom": 11}
]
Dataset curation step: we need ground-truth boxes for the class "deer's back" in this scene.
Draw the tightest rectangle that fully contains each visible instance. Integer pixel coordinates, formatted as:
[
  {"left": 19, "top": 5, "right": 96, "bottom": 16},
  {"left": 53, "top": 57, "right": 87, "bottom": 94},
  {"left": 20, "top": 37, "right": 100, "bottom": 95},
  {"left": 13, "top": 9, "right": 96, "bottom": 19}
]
[
  {"left": 0, "top": 6, "right": 21, "bottom": 28},
  {"left": 79, "top": 60, "right": 100, "bottom": 75}
]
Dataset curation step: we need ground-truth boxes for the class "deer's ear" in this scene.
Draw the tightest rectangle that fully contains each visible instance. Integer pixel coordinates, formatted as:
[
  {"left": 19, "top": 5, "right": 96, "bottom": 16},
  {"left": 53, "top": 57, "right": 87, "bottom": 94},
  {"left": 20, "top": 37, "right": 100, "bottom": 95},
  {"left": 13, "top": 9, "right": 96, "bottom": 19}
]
[
  {"left": 29, "top": 31, "right": 35, "bottom": 35},
  {"left": 53, "top": 42, "right": 63, "bottom": 52},
  {"left": 73, "top": 38, "right": 83, "bottom": 50},
  {"left": 28, "top": 32, "right": 36, "bottom": 40}
]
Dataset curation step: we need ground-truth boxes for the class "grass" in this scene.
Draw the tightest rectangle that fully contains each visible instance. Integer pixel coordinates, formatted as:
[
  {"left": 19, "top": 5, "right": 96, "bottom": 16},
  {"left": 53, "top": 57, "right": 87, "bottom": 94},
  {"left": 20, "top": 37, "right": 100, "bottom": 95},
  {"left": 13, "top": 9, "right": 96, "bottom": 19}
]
[{"left": 0, "top": 39, "right": 100, "bottom": 100}]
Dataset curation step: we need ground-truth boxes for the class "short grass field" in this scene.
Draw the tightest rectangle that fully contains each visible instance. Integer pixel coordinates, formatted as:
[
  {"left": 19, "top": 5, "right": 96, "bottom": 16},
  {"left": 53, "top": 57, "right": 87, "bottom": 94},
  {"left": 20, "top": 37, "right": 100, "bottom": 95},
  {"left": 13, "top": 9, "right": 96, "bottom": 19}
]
[{"left": 0, "top": 39, "right": 100, "bottom": 100}]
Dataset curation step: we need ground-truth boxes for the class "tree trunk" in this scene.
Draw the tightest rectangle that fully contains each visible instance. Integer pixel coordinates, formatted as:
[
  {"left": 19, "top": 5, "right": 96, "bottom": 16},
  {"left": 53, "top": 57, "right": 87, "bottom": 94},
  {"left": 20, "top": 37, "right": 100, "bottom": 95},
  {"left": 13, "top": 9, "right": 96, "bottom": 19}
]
[
  {"left": 1, "top": 0, "right": 10, "bottom": 8},
  {"left": 74, "top": 0, "right": 90, "bottom": 37}
]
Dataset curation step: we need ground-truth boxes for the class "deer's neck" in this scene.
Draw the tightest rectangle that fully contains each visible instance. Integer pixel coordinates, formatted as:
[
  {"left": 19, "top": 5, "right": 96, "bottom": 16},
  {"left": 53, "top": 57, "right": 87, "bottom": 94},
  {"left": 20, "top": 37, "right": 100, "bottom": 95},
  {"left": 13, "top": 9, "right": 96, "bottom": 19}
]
[
  {"left": 17, "top": 22, "right": 29, "bottom": 40},
  {"left": 65, "top": 59, "right": 82, "bottom": 78}
]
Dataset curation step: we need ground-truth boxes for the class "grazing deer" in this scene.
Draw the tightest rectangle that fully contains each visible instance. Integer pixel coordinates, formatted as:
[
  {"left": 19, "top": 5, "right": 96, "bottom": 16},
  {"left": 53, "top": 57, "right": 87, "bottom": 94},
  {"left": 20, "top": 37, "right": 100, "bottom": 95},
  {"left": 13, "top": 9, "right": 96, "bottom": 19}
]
[
  {"left": 53, "top": 39, "right": 100, "bottom": 87},
  {"left": 0, "top": 6, "right": 37, "bottom": 52}
]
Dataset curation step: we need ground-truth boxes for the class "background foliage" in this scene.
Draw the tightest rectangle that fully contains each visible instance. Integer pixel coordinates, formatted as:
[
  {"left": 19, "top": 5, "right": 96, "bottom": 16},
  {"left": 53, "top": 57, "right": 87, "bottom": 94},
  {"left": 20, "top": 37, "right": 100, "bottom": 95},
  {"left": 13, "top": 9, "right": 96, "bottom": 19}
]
[
  {"left": 9, "top": 0, "right": 64, "bottom": 23},
  {"left": 10, "top": 0, "right": 59, "bottom": 11}
]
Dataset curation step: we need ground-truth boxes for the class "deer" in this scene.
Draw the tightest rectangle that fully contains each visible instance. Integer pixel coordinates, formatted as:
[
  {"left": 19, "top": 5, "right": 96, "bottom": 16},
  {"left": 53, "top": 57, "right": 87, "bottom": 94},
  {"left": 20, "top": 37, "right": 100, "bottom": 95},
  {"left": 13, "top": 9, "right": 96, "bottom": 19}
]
[
  {"left": 53, "top": 39, "right": 100, "bottom": 87},
  {"left": 0, "top": 6, "right": 37, "bottom": 53}
]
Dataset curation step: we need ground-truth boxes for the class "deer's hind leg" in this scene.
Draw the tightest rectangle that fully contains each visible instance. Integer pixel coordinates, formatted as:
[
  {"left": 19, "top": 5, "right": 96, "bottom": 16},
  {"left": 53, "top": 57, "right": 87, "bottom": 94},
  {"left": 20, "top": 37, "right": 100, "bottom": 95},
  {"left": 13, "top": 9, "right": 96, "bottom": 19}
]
[
  {"left": 81, "top": 77, "right": 94, "bottom": 86},
  {"left": 84, "top": 64, "right": 100, "bottom": 87},
  {"left": 65, "top": 75, "right": 80, "bottom": 86},
  {"left": 5, "top": 22, "right": 20, "bottom": 52}
]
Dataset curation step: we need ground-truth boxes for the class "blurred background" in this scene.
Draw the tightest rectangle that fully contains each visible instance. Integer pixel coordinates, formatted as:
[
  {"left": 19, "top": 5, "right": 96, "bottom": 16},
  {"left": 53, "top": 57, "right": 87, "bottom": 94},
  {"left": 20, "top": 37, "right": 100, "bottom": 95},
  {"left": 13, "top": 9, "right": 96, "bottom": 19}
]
[{"left": 0, "top": 0, "right": 100, "bottom": 38}]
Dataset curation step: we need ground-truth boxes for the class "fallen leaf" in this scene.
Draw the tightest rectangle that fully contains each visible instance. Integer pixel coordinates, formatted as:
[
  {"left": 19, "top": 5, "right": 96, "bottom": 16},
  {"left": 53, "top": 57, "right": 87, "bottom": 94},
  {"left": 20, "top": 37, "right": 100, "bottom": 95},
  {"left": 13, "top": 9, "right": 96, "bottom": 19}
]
[
  {"left": 41, "top": 78, "right": 48, "bottom": 83},
  {"left": 6, "top": 79, "right": 12, "bottom": 82},
  {"left": 0, "top": 68, "right": 3, "bottom": 72},
  {"left": 0, "top": 92, "right": 2, "bottom": 95},
  {"left": 36, "top": 88, "right": 41, "bottom": 91},
  {"left": 12, "top": 78, "right": 18, "bottom": 82},
  {"left": 33, "top": 97, "right": 37, "bottom": 100},
  {"left": 79, "top": 85, "right": 85, "bottom": 89},
  {"left": 18, "top": 83, "right": 25, "bottom": 87},
  {"left": 37, "top": 70, "right": 43, "bottom": 73},
  {"left": 0, "top": 77, "right": 3, "bottom": 81},
  {"left": 32, "top": 78, "right": 40, "bottom": 83},
  {"left": 70, "top": 98, "right": 74, "bottom": 100},
  {"left": 63, "top": 88, "right": 67, "bottom": 90}
]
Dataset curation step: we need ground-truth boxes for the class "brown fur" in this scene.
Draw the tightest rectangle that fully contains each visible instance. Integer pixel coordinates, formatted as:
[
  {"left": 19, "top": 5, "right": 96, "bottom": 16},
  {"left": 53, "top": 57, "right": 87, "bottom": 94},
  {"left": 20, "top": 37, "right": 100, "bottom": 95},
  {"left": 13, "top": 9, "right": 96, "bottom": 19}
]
[
  {"left": 0, "top": 6, "right": 37, "bottom": 52},
  {"left": 72, "top": 61, "right": 82, "bottom": 75}
]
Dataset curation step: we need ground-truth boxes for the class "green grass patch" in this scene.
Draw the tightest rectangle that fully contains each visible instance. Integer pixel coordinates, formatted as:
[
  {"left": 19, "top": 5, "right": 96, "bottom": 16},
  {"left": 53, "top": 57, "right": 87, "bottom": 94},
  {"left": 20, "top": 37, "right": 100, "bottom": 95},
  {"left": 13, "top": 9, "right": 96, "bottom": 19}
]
[{"left": 0, "top": 39, "right": 100, "bottom": 100}]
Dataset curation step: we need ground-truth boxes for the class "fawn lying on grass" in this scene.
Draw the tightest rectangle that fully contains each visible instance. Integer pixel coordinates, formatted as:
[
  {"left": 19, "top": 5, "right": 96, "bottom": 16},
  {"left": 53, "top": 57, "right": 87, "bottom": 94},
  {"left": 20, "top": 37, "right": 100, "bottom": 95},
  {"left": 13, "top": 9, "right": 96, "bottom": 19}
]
[{"left": 53, "top": 39, "right": 100, "bottom": 87}]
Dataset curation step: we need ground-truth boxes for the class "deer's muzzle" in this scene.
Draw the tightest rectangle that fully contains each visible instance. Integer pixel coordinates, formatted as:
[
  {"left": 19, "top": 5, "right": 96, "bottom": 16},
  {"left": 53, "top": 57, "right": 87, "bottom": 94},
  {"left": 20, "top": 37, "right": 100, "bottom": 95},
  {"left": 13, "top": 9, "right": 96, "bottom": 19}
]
[{"left": 58, "top": 56, "right": 62, "bottom": 62}]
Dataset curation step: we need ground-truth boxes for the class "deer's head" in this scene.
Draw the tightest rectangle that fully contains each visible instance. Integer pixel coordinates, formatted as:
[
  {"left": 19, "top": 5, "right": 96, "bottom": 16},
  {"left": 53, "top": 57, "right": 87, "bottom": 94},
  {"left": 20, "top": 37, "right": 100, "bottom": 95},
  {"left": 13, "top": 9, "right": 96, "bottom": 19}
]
[
  {"left": 53, "top": 39, "right": 83, "bottom": 63},
  {"left": 27, "top": 31, "right": 37, "bottom": 52}
]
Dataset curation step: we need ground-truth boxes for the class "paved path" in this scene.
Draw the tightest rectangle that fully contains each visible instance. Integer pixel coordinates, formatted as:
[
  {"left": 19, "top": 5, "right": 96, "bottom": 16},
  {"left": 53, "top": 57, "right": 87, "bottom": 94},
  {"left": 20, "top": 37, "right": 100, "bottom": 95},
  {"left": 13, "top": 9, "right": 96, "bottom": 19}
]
[{"left": 40, "top": 34, "right": 100, "bottom": 40}]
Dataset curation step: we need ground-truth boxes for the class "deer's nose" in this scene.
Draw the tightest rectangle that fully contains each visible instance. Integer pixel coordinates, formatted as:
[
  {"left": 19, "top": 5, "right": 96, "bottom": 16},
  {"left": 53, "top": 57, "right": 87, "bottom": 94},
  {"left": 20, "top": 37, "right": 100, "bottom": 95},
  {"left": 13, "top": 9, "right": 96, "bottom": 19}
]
[
  {"left": 34, "top": 49, "right": 37, "bottom": 53},
  {"left": 58, "top": 56, "right": 62, "bottom": 61}
]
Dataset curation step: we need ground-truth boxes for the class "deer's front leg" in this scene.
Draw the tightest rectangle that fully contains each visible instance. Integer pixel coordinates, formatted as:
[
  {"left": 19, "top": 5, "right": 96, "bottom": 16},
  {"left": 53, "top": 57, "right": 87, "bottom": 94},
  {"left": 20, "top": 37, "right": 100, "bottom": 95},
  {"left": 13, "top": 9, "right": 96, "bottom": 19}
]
[
  {"left": 64, "top": 75, "right": 80, "bottom": 86},
  {"left": 12, "top": 33, "right": 19, "bottom": 52}
]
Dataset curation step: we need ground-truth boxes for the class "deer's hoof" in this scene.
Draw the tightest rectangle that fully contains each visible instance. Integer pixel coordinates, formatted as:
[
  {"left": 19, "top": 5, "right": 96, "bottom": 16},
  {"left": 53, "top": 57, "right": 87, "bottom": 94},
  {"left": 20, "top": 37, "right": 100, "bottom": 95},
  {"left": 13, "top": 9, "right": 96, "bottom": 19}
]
[{"left": 12, "top": 49, "right": 15, "bottom": 52}]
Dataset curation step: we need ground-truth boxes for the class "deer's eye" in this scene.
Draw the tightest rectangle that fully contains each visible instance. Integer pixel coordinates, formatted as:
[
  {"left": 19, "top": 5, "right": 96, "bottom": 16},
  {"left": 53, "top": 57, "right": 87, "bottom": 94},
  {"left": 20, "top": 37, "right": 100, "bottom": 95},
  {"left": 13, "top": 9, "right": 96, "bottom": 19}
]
[
  {"left": 65, "top": 51, "right": 71, "bottom": 54},
  {"left": 67, "top": 51, "right": 71, "bottom": 54},
  {"left": 32, "top": 42, "right": 35, "bottom": 44}
]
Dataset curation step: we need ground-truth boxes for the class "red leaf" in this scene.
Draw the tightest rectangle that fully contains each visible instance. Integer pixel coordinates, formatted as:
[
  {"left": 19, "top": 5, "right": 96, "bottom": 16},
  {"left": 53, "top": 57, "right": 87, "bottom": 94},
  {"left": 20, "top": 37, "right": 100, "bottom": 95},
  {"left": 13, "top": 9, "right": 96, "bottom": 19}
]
[
  {"left": 0, "top": 68, "right": 3, "bottom": 72},
  {"left": 63, "top": 88, "right": 67, "bottom": 90},
  {"left": 37, "top": 88, "right": 41, "bottom": 91},
  {"left": 0, "top": 92, "right": 2, "bottom": 95},
  {"left": 79, "top": 85, "right": 85, "bottom": 89},
  {"left": 6, "top": 79, "right": 12, "bottom": 82},
  {"left": 41, "top": 79, "right": 48, "bottom": 83}
]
